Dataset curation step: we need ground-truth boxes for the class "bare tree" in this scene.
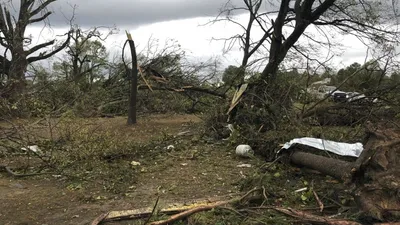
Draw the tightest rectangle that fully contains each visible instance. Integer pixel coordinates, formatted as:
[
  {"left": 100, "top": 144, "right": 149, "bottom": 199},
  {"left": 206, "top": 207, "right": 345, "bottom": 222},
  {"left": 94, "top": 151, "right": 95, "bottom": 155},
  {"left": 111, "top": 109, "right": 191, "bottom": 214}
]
[
  {"left": 0, "top": 0, "right": 71, "bottom": 97},
  {"left": 214, "top": 0, "right": 400, "bottom": 82}
]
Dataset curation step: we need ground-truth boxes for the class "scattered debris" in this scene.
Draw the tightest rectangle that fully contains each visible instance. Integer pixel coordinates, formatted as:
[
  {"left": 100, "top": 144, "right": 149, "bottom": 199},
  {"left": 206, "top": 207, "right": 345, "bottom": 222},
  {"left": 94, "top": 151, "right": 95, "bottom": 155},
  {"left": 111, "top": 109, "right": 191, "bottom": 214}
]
[
  {"left": 176, "top": 131, "right": 191, "bottom": 136},
  {"left": 236, "top": 164, "right": 252, "bottom": 168},
  {"left": 166, "top": 145, "right": 175, "bottom": 150},
  {"left": 226, "top": 124, "right": 234, "bottom": 133},
  {"left": 227, "top": 83, "right": 248, "bottom": 115},
  {"left": 280, "top": 137, "right": 363, "bottom": 157},
  {"left": 235, "top": 144, "right": 254, "bottom": 158},
  {"left": 222, "top": 124, "right": 235, "bottom": 140},
  {"left": 21, "top": 145, "right": 43, "bottom": 155},
  {"left": 130, "top": 161, "right": 141, "bottom": 167},
  {"left": 91, "top": 188, "right": 258, "bottom": 225},
  {"left": 293, "top": 187, "right": 307, "bottom": 193},
  {"left": 313, "top": 190, "right": 324, "bottom": 212},
  {"left": 281, "top": 124, "right": 400, "bottom": 221},
  {"left": 270, "top": 206, "right": 363, "bottom": 225}
]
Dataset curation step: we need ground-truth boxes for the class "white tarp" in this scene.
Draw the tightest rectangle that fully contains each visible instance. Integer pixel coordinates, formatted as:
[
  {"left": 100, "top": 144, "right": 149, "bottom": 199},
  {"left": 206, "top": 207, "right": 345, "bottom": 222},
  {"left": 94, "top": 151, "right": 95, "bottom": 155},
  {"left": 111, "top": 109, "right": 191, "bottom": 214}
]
[{"left": 281, "top": 137, "right": 364, "bottom": 157}]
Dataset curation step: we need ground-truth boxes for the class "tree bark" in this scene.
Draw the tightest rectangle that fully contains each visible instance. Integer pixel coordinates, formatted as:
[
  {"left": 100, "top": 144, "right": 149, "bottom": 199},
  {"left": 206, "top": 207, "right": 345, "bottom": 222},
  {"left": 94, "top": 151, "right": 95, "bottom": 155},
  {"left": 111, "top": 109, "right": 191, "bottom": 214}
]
[
  {"left": 0, "top": 0, "right": 70, "bottom": 97},
  {"left": 126, "top": 33, "right": 138, "bottom": 125},
  {"left": 285, "top": 125, "right": 400, "bottom": 221},
  {"left": 9, "top": 47, "right": 28, "bottom": 97},
  {"left": 290, "top": 151, "right": 353, "bottom": 181}
]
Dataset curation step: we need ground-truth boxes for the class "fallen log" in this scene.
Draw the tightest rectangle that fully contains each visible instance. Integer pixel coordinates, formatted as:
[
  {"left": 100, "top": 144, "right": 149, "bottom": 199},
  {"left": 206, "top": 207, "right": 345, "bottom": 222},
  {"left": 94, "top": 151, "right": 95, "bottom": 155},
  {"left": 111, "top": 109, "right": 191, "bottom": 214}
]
[{"left": 283, "top": 123, "right": 400, "bottom": 221}]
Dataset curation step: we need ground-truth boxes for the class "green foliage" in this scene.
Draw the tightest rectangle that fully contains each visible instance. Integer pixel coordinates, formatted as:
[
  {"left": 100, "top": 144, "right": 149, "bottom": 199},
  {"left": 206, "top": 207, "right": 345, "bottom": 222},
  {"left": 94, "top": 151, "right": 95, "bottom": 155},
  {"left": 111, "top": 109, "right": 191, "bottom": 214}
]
[
  {"left": 37, "top": 115, "right": 140, "bottom": 193},
  {"left": 53, "top": 27, "right": 109, "bottom": 83},
  {"left": 0, "top": 41, "right": 223, "bottom": 118},
  {"left": 331, "top": 61, "right": 385, "bottom": 92},
  {"left": 222, "top": 65, "right": 245, "bottom": 87}
]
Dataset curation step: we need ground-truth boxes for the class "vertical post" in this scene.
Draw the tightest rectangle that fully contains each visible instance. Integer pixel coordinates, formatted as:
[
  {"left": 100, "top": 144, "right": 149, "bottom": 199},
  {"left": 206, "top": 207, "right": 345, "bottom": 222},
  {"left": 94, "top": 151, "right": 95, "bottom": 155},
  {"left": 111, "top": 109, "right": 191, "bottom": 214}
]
[{"left": 126, "top": 32, "right": 138, "bottom": 125}]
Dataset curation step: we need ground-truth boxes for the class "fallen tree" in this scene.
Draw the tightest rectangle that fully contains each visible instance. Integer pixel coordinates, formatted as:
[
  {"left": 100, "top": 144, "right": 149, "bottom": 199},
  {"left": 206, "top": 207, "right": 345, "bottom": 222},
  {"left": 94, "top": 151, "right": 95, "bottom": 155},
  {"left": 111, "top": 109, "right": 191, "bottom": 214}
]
[{"left": 281, "top": 122, "right": 400, "bottom": 221}]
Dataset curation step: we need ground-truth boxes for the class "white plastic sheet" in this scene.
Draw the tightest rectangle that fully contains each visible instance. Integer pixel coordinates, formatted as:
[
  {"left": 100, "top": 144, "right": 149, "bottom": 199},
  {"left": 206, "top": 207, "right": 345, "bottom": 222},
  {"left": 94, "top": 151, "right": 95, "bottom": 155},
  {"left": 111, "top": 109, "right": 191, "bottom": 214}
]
[
  {"left": 281, "top": 137, "right": 364, "bottom": 157},
  {"left": 21, "top": 145, "right": 43, "bottom": 155}
]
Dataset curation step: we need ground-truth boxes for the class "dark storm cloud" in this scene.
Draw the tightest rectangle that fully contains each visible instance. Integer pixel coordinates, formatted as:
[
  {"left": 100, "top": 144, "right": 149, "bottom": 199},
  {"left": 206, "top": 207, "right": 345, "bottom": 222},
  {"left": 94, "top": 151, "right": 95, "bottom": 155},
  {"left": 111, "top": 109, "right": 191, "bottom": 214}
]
[{"left": 43, "top": 0, "right": 247, "bottom": 28}]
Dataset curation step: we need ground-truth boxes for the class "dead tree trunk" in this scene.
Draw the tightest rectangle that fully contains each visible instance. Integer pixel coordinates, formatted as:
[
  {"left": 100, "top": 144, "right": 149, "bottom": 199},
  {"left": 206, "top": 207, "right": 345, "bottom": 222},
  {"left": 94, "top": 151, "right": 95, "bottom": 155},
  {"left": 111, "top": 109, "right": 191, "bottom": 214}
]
[
  {"left": 0, "top": 0, "right": 71, "bottom": 98},
  {"left": 9, "top": 45, "right": 28, "bottom": 96},
  {"left": 126, "top": 32, "right": 138, "bottom": 125}
]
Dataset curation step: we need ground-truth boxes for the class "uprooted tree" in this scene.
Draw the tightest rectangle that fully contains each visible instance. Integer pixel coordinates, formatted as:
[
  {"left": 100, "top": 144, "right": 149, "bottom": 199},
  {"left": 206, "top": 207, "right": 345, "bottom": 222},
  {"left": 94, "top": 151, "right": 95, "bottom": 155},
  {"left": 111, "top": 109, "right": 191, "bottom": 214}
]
[
  {"left": 210, "top": 0, "right": 400, "bottom": 221},
  {"left": 0, "top": 0, "right": 71, "bottom": 99}
]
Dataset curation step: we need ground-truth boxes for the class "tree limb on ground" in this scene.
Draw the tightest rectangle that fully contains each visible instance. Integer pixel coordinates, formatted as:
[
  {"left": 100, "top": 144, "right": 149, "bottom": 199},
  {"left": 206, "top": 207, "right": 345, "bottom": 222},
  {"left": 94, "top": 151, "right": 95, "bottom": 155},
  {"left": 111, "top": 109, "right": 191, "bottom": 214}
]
[
  {"left": 282, "top": 122, "right": 400, "bottom": 221},
  {"left": 91, "top": 188, "right": 259, "bottom": 225},
  {"left": 0, "top": 165, "right": 50, "bottom": 177},
  {"left": 255, "top": 206, "right": 400, "bottom": 225}
]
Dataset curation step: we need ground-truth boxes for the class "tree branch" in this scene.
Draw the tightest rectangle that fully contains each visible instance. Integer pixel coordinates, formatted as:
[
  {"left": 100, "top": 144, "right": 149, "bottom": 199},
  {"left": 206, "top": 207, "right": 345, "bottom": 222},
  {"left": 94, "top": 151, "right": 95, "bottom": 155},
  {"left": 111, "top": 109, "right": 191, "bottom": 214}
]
[
  {"left": 25, "top": 39, "right": 55, "bottom": 55},
  {"left": 0, "top": 7, "right": 9, "bottom": 35},
  {"left": 29, "top": 11, "right": 52, "bottom": 24},
  {"left": 311, "top": 0, "right": 336, "bottom": 20},
  {"left": 30, "top": 0, "right": 56, "bottom": 17},
  {"left": 27, "top": 31, "right": 72, "bottom": 63},
  {"left": 81, "top": 63, "right": 106, "bottom": 76},
  {"left": 4, "top": 9, "right": 13, "bottom": 37}
]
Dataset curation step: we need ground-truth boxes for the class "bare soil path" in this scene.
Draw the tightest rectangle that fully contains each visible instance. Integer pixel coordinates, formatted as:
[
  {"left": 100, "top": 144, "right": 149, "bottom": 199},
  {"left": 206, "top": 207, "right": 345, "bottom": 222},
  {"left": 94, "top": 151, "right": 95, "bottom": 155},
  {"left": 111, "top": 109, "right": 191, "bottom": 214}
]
[{"left": 0, "top": 114, "right": 263, "bottom": 225}]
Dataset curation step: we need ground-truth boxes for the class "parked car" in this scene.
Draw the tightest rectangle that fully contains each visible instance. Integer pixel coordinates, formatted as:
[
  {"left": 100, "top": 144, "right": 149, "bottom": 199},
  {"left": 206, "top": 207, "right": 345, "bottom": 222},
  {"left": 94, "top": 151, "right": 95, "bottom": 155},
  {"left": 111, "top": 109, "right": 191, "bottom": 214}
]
[
  {"left": 333, "top": 91, "right": 347, "bottom": 102},
  {"left": 346, "top": 92, "right": 366, "bottom": 102}
]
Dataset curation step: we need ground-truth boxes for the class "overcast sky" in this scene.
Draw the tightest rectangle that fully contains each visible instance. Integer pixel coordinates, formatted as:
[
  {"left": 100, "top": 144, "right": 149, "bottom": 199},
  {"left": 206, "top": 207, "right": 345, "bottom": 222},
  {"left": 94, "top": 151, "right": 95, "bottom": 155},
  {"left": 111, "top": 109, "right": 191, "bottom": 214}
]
[
  {"left": 6, "top": 0, "right": 382, "bottom": 71},
  {"left": 40, "top": 0, "right": 247, "bottom": 28}
]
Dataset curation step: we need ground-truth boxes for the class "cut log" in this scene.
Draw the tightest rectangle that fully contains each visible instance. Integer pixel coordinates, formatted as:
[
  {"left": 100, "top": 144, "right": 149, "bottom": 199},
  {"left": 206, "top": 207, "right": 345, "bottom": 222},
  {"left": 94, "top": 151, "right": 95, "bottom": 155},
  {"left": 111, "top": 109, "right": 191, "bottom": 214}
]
[
  {"left": 290, "top": 151, "right": 353, "bottom": 181},
  {"left": 285, "top": 124, "right": 400, "bottom": 221}
]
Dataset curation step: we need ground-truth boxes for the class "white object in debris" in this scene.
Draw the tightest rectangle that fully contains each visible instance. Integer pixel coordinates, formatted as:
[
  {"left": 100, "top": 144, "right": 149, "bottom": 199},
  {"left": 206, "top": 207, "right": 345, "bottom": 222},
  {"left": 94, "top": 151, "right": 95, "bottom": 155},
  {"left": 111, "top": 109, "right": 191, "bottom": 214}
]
[
  {"left": 21, "top": 145, "right": 42, "bottom": 154},
  {"left": 167, "top": 145, "right": 175, "bottom": 150},
  {"left": 237, "top": 164, "right": 252, "bottom": 168},
  {"left": 226, "top": 124, "right": 235, "bottom": 132},
  {"left": 130, "top": 161, "right": 141, "bottom": 167},
  {"left": 281, "top": 137, "right": 363, "bottom": 157},
  {"left": 223, "top": 124, "right": 235, "bottom": 141},
  {"left": 294, "top": 187, "right": 308, "bottom": 193},
  {"left": 235, "top": 145, "right": 254, "bottom": 158},
  {"left": 177, "top": 131, "right": 191, "bottom": 136}
]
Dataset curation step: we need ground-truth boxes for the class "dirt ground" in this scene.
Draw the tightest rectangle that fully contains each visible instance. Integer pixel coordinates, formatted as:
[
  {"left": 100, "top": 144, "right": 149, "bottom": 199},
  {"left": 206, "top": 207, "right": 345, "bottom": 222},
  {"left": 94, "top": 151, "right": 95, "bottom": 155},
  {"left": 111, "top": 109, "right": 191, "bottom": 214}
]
[{"left": 0, "top": 114, "right": 264, "bottom": 225}]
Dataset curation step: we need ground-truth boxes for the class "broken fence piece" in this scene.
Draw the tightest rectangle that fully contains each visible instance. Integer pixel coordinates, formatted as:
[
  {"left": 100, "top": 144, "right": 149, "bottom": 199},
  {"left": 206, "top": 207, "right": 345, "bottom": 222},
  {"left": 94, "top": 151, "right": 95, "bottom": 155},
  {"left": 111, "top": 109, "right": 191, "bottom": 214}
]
[{"left": 280, "top": 137, "right": 363, "bottom": 157}]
